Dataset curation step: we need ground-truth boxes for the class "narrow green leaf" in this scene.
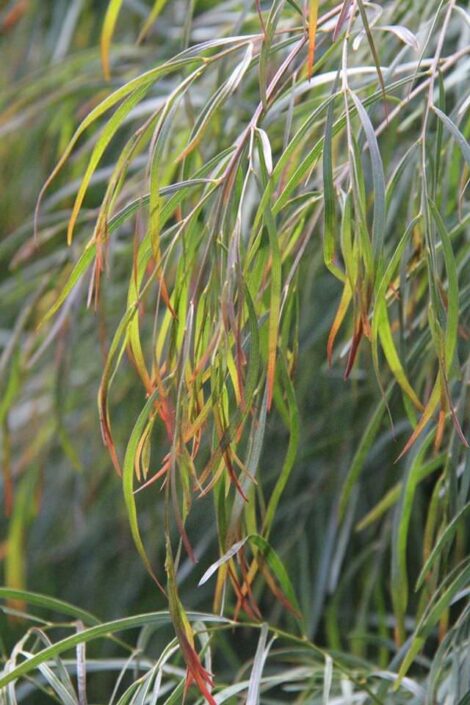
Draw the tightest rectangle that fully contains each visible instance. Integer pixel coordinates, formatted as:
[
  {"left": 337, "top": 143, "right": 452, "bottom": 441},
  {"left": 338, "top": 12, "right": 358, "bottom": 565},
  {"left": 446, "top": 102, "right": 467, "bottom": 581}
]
[
  {"left": 249, "top": 535, "right": 302, "bottom": 619},
  {"left": 101, "top": 0, "right": 124, "bottom": 79},
  {"left": 416, "top": 501, "right": 470, "bottom": 590},
  {"left": 0, "top": 588, "right": 99, "bottom": 626},
  {"left": 432, "top": 106, "right": 470, "bottom": 167},
  {"left": 349, "top": 91, "right": 386, "bottom": 266},
  {"left": 122, "top": 389, "right": 164, "bottom": 590},
  {"left": 0, "top": 612, "right": 229, "bottom": 689}
]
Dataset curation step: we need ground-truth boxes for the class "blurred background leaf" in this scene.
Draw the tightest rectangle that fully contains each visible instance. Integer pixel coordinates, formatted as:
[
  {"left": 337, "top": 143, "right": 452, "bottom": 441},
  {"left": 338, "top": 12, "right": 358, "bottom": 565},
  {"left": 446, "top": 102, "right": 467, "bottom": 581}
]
[{"left": 0, "top": 0, "right": 469, "bottom": 702}]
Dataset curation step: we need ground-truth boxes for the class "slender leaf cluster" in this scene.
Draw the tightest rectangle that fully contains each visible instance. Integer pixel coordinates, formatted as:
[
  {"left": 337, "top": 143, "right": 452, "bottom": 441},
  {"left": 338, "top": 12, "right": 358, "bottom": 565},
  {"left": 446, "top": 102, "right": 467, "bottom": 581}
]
[{"left": 0, "top": 0, "right": 469, "bottom": 703}]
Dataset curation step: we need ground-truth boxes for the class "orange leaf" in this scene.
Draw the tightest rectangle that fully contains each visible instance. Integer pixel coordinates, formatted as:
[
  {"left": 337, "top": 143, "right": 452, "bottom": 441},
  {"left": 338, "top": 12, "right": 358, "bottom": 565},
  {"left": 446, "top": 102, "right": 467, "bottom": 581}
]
[
  {"left": 307, "top": 0, "right": 319, "bottom": 78},
  {"left": 327, "top": 280, "right": 352, "bottom": 366}
]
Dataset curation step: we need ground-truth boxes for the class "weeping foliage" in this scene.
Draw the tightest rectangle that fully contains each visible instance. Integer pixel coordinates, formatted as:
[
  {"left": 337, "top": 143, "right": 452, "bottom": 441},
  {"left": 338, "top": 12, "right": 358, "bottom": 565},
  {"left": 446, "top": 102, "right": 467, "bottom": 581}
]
[{"left": 0, "top": 0, "right": 469, "bottom": 703}]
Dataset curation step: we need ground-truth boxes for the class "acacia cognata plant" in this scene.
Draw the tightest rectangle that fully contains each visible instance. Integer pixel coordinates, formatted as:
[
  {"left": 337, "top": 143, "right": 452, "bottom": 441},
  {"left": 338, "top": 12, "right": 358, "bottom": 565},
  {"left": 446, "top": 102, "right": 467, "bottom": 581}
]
[{"left": 0, "top": 0, "right": 469, "bottom": 703}]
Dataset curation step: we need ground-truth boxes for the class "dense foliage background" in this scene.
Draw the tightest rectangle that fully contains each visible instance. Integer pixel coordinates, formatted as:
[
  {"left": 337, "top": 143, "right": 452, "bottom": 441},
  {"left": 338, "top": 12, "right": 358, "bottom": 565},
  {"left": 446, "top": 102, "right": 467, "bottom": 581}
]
[{"left": 0, "top": 0, "right": 469, "bottom": 703}]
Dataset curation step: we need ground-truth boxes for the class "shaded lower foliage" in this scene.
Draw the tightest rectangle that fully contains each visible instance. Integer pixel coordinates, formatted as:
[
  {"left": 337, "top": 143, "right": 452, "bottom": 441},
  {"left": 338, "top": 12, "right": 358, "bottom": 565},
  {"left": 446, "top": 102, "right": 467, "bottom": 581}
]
[{"left": 0, "top": 0, "right": 469, "bottom": 702}]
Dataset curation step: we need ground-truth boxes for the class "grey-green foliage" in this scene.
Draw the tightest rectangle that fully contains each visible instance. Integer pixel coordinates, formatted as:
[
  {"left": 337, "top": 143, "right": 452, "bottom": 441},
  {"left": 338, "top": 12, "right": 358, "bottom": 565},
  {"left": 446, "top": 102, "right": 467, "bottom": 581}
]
[{"left": 0, "top": 0, "right": 469, "bottom": 703}]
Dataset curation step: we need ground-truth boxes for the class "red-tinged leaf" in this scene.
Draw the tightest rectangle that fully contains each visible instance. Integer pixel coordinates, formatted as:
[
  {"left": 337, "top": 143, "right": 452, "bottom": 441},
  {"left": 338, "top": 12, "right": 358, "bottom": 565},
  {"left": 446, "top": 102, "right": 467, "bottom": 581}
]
[
  {"left": 157, "top": 271, "right": 177, "bottom": 318},
  {"left": 0, "top": 0, "right": 28, "bottom": 34},
  {"left": 307, "top": 0, "right": 319, "bottom": 78},
  {"left": 233, "top": 534, "right": 302, "bottom": 625},
  {"left": 169, "top": 461, "right": 196, "bottom": 564},
  {"left": 266, "top": 345, "right": 276, "bottom": 411},
  {"left": 99, "top": 373, "right": 123, "bottom": 476},
  {"left": 223, "top": 447, "right": 248, "bottom": 501},
  {"left": 258, "top": 561, "right": 302, "bottom": 619},
  {"left": 327, "top": 280, "right": 352, "bottom": 366},
  {"left": 182, "top": 631, "right": 216, "bottom": 705},
  {"left": 434, "top": 409, "right": 446, "bottom": 452},
  {"left": 333, "top": 0, "right": 353, "bottom": 41},
  {"left": 440, "top": 370, "right": 469, "bottom": 449},
  {"left": 149, "top": 362, "right": 175, "bottom": 442},
  {"left": 257, "top": 169, "right": 281, "bottom": 411},
  {"left": 190, "top": 326, "right": 222, "bottom": 380},
  {"left": 344, "top": 317, "right": 363, "bottom": 379},
  {"left": 396, "top": 381, "right": 441, "bottom": 461},
  {"left": 166, "top": 540, "right": 216, "bottom": 705},
  {"left": 134, "top": 453, "right": 171, "bottom": 494},
  {"left": 256, "top": 0, "right": 267, "bottom": 37},
  {"left": 231, "top": 562, "right": 262, "bottom": 622}
]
